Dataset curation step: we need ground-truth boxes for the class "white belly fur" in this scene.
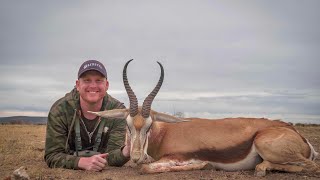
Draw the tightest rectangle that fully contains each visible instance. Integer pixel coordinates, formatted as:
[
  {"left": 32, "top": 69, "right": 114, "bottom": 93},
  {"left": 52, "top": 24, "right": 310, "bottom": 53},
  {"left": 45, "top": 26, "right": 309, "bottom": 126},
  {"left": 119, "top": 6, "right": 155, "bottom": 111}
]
[
  {"left": 209, "top": 144, "right": 262, "bottom": 171},
  {"left": 147, "top": 145, "right": 262, "bottom": 172}
]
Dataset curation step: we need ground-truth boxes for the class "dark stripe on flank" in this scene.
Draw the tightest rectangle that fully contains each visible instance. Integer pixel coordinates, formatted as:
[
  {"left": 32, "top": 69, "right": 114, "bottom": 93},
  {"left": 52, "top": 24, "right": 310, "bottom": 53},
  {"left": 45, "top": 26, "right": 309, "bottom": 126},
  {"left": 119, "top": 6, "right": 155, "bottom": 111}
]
[{"left": 165, "top": 136, "right": 256, "bottom": 163}]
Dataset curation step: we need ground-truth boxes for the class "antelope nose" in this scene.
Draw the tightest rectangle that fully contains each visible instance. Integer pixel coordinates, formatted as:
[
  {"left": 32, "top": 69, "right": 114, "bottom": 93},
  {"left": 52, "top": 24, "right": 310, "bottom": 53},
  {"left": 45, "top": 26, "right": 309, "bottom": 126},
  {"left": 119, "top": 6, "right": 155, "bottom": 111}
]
[
  {"left": 132, "top": 157, "right": 138, "bottom": 163},
  {"left": 131, "top": 151, "right": 141, "bottom": 163}
]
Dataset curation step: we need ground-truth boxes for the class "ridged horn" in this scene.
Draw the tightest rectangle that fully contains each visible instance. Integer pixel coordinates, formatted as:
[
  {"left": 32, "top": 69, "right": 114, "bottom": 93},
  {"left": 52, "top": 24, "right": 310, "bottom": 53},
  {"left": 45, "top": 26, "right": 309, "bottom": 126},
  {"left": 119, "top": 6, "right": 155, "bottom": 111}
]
[
  {"left": 141, "top": 61, "right": 164, "bottom": 118},
  {"left": 123, "top": 59, "right": 138, "bottom": 117}
]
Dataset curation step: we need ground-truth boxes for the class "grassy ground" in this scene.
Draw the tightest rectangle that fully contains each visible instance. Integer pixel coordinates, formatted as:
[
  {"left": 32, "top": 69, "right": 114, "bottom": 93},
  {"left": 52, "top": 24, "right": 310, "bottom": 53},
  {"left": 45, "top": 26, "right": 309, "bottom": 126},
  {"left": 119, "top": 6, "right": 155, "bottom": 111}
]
[{"left": 0, "top": 124, "right": 319, "bottom": 180}]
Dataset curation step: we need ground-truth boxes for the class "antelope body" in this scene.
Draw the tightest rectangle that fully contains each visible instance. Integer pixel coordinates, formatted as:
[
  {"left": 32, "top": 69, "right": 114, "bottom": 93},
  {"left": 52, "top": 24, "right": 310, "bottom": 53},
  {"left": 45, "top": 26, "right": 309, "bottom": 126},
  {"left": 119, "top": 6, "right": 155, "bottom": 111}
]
[{"left": 90, "top": 60, "right": 319, "bottom": 176}]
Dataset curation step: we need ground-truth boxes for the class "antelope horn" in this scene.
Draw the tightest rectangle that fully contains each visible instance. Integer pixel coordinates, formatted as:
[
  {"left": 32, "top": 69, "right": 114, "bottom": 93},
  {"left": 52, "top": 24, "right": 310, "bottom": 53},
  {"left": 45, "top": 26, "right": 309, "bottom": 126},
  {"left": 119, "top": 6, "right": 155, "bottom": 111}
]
[
  {"left": 141, "top": 61, "right": 164, "bottom": 118},
  {"left": 123, "top": 59, "right": 139, "bottom": 117}
]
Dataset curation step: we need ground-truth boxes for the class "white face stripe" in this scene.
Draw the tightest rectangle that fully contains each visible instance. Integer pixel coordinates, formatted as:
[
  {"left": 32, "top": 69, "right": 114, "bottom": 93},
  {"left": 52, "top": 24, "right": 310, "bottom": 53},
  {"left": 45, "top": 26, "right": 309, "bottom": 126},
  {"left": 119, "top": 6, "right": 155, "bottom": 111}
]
[
  {"left": 138, "top": 116, "right": 152, "bottom": 162},
  {"left": 126, "top": 115, "right": 134, "bottom": 126},
  {"left": 126, "top": 116, "right": 135, "bottom": 154},
  {"left": 126, "top": 115, "right": 153, "bottom": 163}
]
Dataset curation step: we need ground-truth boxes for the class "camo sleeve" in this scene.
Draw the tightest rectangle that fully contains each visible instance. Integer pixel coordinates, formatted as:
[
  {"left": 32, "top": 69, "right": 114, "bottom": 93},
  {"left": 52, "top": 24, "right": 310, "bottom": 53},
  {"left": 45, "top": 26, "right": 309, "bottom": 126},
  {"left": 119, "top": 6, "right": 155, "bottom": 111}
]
[
  {"left": 105, "top": 98, "right": 130, "bottom": 166},
  {"left": 105, "top": 118, "right": 130, "bottom": 166},
  {"left": 44, "top": 107, "right": 80, "bottom": 169}
]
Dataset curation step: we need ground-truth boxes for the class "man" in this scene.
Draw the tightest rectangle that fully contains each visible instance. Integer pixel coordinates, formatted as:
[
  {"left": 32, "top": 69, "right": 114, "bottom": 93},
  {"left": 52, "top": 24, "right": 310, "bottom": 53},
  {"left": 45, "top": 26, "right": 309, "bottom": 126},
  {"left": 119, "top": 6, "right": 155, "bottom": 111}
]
[{"left": 45, "top": 60, "right": 130, "bottom": 171}]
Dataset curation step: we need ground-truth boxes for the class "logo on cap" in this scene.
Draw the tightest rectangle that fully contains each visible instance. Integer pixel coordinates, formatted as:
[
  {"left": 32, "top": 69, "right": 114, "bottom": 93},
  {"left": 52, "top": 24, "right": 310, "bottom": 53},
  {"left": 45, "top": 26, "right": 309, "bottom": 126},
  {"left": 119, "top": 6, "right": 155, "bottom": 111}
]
[{"left": 83, "top": 63, "right": 103, "bottom": 70}]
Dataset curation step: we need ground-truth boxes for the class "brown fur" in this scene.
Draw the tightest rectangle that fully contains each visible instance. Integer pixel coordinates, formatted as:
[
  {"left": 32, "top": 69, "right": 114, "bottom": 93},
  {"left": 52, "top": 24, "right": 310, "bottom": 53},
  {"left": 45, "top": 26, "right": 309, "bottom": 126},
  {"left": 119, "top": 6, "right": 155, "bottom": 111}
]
[
  {"left": 148, "top": 118, "right": 290, "bottom": 161},
  {"left": 140, "top": 117, "right": 317, "bottom": 175},
  {"left": 132, "top": 113, "right": 145, "bottom": 130}
]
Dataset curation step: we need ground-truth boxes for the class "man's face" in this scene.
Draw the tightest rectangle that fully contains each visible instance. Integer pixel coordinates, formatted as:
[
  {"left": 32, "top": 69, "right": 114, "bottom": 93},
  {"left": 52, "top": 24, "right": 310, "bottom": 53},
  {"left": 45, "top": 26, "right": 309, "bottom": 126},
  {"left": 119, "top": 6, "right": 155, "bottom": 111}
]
[{"left": 76, "top": 70, "right": 109, "bottom": 104}]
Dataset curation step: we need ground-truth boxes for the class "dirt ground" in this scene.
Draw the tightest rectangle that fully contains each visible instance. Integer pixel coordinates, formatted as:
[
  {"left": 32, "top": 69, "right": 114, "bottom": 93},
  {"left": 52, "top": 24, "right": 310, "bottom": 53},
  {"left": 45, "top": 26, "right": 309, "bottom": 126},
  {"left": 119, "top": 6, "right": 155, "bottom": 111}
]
[{"left": 0, "top": 124, "right": 319, "bottom": 180}]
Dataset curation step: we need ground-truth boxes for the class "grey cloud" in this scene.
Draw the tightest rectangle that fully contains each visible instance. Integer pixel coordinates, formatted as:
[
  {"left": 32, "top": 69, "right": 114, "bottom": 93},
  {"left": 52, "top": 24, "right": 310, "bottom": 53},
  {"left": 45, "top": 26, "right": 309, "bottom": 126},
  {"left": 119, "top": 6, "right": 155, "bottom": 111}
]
[{"left": 0, "top": 1, "right": 319, "bottom": 123}]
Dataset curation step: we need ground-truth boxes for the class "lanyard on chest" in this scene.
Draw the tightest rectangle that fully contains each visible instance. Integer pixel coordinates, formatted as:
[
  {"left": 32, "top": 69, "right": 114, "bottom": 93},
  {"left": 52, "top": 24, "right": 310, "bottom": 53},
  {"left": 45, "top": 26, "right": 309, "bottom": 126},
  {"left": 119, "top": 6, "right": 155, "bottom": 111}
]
[{"left": 74, "top": 116, "right": 106, "bottom": 154}]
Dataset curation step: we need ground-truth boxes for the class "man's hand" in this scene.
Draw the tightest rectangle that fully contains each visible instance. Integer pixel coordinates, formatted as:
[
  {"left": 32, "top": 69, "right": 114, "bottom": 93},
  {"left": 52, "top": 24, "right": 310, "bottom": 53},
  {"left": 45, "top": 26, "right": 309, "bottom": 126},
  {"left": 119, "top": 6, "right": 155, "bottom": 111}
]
[
  {"left": 78, "top": 153, "right": 108, "bottom": 171},
  {"left": 122, "top": 145, "right": 130, "bottom": 158}
]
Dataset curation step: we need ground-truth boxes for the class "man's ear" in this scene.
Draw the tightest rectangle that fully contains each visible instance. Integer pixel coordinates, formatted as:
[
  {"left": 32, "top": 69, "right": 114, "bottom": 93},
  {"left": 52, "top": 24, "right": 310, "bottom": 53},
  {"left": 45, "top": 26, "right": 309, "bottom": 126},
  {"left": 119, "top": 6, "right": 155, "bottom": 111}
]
[
  {"left": 105, "top": 79, "right": 109, "bottom": 90},
  {"left": 76, "top": 79, "right": 80, "bottom": 91}
]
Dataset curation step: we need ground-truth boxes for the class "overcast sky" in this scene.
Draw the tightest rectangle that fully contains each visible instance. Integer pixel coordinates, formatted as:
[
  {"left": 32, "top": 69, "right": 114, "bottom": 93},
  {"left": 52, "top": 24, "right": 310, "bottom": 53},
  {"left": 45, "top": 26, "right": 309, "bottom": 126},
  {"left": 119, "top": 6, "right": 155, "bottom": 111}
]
[{"left": 1, "top": 1, "right": 319, "bottom": 124}]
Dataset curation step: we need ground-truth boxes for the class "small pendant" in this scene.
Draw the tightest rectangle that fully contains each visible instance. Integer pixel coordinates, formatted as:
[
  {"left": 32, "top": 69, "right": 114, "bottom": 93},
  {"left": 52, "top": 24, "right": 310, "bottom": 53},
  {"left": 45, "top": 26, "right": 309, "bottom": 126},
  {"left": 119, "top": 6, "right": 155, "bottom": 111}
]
[{"left": 88, "top": 132, "right": 93, "bottom": 144}]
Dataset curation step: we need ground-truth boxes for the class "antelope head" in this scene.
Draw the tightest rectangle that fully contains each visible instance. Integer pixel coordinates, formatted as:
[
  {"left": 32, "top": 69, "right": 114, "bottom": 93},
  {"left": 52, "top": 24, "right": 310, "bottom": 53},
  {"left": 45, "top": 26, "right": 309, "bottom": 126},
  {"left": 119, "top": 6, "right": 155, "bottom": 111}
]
[{"left": 89, "top": 59, "right": 186, "bottom": 164}]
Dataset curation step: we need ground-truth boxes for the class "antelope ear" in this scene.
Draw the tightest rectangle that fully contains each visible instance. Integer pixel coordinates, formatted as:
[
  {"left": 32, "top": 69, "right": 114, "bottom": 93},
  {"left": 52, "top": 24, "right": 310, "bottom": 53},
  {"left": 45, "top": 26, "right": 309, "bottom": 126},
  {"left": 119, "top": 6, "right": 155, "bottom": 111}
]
[
  {"left": 152, "top": 111, "right": 190, "bottom": 123},
  {"left": 88, "top": 109, "right": 129, "bottom": 119}
]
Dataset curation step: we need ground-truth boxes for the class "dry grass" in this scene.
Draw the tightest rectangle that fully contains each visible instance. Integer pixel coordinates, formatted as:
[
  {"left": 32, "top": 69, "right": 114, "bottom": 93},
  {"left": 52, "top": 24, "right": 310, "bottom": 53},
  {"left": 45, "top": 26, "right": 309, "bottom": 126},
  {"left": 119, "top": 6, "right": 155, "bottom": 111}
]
[
  {"left": 0, "top": 124, "right": 320, "bottom": 180},
  {"left": 0, "top": 125, "right": 46, "bottom": 178}
]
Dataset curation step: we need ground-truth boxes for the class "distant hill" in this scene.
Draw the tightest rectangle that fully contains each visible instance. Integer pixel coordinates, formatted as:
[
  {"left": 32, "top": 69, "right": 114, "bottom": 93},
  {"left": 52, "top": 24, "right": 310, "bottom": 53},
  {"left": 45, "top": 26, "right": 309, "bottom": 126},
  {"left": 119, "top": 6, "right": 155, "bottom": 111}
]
[{"left": 0, "top": 116, "right": 47, "bottom": 124}]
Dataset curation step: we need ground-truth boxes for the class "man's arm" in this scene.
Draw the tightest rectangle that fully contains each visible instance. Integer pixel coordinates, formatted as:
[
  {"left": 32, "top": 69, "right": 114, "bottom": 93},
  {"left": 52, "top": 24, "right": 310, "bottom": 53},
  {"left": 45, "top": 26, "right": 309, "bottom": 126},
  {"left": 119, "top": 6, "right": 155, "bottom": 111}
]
[
  {"left": 105, "top": 118, "right": 130, "bottom": 166},
  {"left": 103, "top": 99, "right": 130, "bottom": 166},
  {"left": 44, "top": 110, "right": 80, "bottom": 169}
]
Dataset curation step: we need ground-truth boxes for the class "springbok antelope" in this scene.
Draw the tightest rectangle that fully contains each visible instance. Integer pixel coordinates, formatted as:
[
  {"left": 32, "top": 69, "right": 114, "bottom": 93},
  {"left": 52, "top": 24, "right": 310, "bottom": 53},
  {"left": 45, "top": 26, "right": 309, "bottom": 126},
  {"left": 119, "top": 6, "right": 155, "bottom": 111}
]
[{"left": 89, "top": 59, "right": 319, "bottom": 176}]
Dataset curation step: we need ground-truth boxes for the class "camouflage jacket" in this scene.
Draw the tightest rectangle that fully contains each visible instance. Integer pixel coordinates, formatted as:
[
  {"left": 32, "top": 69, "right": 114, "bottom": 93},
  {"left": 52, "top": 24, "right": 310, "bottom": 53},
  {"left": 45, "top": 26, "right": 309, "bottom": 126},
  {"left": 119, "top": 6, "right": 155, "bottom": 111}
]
[{"left": 44, "top": 88, "right": 129, "bottom": 169}]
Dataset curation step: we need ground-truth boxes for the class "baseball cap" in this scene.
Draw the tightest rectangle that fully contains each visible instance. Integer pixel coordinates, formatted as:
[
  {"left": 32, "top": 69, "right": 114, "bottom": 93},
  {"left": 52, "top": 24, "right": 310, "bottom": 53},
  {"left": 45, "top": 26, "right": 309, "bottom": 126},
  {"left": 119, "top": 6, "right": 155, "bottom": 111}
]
[{"left": 78, "top": 60, "right": 107, "bottom": 79}]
